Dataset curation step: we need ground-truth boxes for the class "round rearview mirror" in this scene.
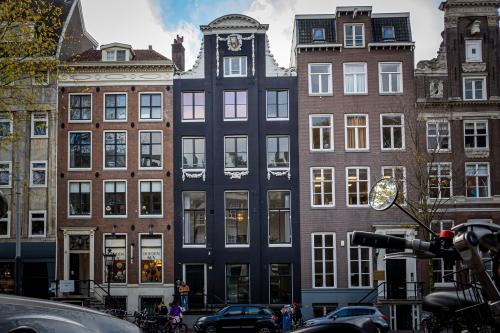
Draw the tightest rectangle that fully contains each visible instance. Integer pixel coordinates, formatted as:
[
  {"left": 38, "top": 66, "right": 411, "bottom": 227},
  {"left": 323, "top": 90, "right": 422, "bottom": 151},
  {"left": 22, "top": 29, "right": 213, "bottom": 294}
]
[{"left": 369, "top": 178, "right": 398, "bottom": 211}]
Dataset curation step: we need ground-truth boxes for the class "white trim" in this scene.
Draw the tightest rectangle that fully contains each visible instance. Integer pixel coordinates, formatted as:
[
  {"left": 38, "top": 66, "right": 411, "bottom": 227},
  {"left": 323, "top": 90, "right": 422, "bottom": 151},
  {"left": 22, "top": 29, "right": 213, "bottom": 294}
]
[
  {"left": 103, "top": 92, "right": 128, "bottom": 122},
  {"left": 347, "top": 232, "right": 373, "bottom": 288},
  {"left": 309, "top": 114, "right": 334, "bottom": 152},
  {"left": 344, "top": 23, "right": 365, "bottom": 48},
  {"left": 0, "top": 118, "right": 13, "bottom": 138},
  {"left": 224, "top": 135, "right": 249, "bottom": 173},
  {"left": 139, "top": 233, "right": 164, "bottom": 284},
  {"left": 223, "top": 56, "right": 247, "bottom": 77},
  {"left": 465, "top": 40, "right": 482, "bottom": 63},
  {"left": 378, "top": 62, "right": 403, "bottom": 94},
  {"left": 266, "top": 89, "right": 289, "bottom": 121},
  {"left": 102, "top": 233, "right": 128, "bottom": 285},
  {"left": 465, "top": 162, "right": 491, "bottom": 198},
  {"left": 267, "top": 190, "right": 292, "bottom": 247},
  {"left": 312, "top": 28, "right": 326, "bottom": 42},
  {"left": 224, "top": 190, "right": 250, "bottom": 247},
  {"left": 138, "top": 130, "right": 163, "bottom": 170},
  {"left": 68, "top": 93, "right": 92, "bottom": 123},
  {"left": 311, "top": 232, "right": 337, "bottom": 288},
  {"left": 182, "top": 191, "right": 207, "bottom": 248},
  {"left": 310, "top": 167, "right": 335, "bottom": 208},
  {"left": 428, "top": 162, "right": 453, "bottom": 200},
  {"left": 266, "top": 135, "right": 291, "bottom": 175},
  {"left": 380, "top": 113, "right": 405, "bottom": 151},
  {"left": 103, "top": 179, "right": 128, "bottom": 218},
  {"left": 181, "top": 136, "right": 206, "bottom": 174},
  {"left": 138, "top": 91, "right": 164, "bottom": 122},
  {"left": 29, "top": 160, "right": 48, "bottom": 187},
  {"left": 345, "top": 166, "right": 371, "bottom": 207},
  {"left": 67, "top": 180, "right": 92, "bottom": 218},
  {"left": 223, "top": 90, "right": 248, "bottom": 121},
  {"left": 0, "top": 161, "right": 12, "bottom": 188},
  {"left": 138, "top": 179, "right": 163, "bottom": 218},
  {"left": 68, "top": 131, "right": 92, "bottom": 171},
  {"left": 463, "top": 76, "right": 487, "bottom": 101},
  {"left": 182, "top": 264, "right": 208, "bottom": 306},
  {"left": 29, "top": 210, "right": 46, "bottom": 238},
  {"left": 344, "top": 114, "right": 369, "bottom": 151},
  {"left": 103, "top": 130, "right": 127, "bottom": 170},
  {"left": 62, "top": 228, "right": 96, "bottom": 282},
  {"left": 463, "top": 119, "right": 489, "bottom": 150},
  {"left": 381, "top": 166, "right": 407, "bottom": 205},
  {"left": 30, "top": 112, "right": 49, "bottom": 138},
  {"left": 0, "top": 211, "right": 11, "bottom": 238},
  {"left": 426, "top": 119, "right": 451, "bottom": 153},
  {"left": 181, "top": 91, "right": 205, "bottom": 123},
  {"left": 343, "top": 62, "right": 368, "bottom": 95},
  {"left": 308, "top": 63, "right": 332, "bottom": 96}
]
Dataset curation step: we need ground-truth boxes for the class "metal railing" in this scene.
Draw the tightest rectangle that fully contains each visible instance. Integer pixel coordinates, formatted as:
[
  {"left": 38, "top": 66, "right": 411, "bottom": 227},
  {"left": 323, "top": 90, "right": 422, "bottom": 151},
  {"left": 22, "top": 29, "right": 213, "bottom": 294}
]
[
  {"left": 172, "top": 291, "right": 226, "bottom": 312},
  {"left": 51, "top": 279, "right": 119, "bottom": 309},
  {"left": 357, "top": 281, "right": 425, "bottom": 304}
]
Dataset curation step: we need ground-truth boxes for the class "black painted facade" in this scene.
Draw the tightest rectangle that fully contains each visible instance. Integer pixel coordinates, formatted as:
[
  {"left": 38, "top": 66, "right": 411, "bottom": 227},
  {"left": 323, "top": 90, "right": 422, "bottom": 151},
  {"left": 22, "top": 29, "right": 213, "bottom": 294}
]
[{"left": 173, "top": 15, "right": 300, "bottom": 306}]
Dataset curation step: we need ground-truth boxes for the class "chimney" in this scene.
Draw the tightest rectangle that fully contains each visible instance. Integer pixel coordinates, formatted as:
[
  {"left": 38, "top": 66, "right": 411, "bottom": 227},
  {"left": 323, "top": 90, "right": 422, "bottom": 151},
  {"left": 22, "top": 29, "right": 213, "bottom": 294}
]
[{"left": 171, "top": 35, "right": 185, "bottom": 72}]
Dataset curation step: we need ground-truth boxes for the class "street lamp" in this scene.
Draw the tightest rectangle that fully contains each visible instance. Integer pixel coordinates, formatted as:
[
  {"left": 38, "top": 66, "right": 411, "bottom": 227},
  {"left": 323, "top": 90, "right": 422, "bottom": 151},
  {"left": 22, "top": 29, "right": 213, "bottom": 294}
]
[{"left": 103, "top": 248, "right": 116, "bottom": 307}]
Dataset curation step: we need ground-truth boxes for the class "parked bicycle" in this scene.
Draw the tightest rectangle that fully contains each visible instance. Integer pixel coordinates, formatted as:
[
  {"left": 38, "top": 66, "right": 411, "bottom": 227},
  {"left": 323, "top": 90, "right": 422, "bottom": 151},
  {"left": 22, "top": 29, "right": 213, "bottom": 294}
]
[{"left": 133, "top": 309, "right": 188, "bottom": 333}]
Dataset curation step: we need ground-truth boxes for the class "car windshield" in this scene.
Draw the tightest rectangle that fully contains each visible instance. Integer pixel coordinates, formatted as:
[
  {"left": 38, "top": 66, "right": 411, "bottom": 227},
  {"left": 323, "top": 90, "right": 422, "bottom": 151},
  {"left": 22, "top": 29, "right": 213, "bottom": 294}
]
[{"left": 217, "top": 306, "right": 230, "bottom": 314}]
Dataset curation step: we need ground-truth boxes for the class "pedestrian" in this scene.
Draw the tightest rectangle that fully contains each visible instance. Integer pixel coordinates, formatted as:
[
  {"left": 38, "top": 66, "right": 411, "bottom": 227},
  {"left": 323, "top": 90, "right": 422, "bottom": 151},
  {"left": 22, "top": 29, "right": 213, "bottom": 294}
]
[
  {"left": 292, "top": 302, "right": 302, "bottom": 328},
  {"left": 281, "top": 305, "right": 292, "bottom": 333},
  {"left": 178, "top": 281, "right": 190, "bottom": 311},
  {"left": 169, "top": 300, "right": 183, "bottom": 326}
]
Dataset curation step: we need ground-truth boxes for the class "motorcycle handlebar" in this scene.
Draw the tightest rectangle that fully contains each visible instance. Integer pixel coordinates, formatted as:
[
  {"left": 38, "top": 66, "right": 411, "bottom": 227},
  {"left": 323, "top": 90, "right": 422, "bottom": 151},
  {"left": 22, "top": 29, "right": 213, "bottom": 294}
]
[{"left": 352, "top": 231, "right": 431, "bottom": 252}]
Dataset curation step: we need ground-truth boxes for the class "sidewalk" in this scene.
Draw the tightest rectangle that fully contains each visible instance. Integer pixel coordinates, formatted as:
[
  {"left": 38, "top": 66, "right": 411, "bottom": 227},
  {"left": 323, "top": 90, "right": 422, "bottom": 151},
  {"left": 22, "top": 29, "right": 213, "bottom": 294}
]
[{"left": 183, "top": 314, "right": 200, "bottom": 332}]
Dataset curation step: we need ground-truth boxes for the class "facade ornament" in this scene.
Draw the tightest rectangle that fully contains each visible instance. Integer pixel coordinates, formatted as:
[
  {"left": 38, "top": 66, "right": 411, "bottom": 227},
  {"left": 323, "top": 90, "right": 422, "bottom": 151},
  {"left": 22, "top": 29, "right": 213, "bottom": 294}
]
[
  {"left": 462, "top": 62, "right": 487, "bottom": 73},
  {"left": 416, "top": 43, "right": 447, "bottom": 74},
  {"left": 227, "top": 34, "right": 243, "bottom": 51},
  {"left": 469, "top": 20, "right": 481, "bottom": 34},
  {"left": 182, "top": 169, "right": 206, "bottom": 181},
  {"left": 267, "top": 169, "right": 291, "bottom": 180},
  {"left": 430, "top": 80, "right": 444, "bottom": 98},
  {"left": 488, "top": 15, "right": 499, "bottom": 27},
  {"left": 224, "top": 170, "right": 249, "bottom": 179},
  {"left": 444, "top": 16, "right": 458, "bottom": 29},
  {"left": 216, "top": 33, "right": 255, "bottom": 77}
]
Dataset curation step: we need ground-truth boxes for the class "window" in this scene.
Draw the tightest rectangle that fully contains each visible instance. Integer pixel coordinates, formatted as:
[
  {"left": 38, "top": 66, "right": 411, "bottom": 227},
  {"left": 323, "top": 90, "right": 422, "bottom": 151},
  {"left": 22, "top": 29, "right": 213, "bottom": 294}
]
[
  {"left": 104, "top": 181, "right": 127, "bottom": 216},
  {"left": 345, "top": 115, "right": 368, "bottom": 150},
  {"left": 182, "top": 137, "right": 205, "bottom": 170},
  {"left": 0, "top": 212, "right": 9, "bottom": 238},
  {"left": 267, "top": 136, "right": 290, "bottom": 170},
  {"left": 382, "top": 166, "right": 406, "bottom": 204},
  {"left": 464, "top": 120, "right": 488, "bottom": 149},
  {"left": 431, "top": 220, "right": 455, "bottom": 285},
  {"left": 223, "top": 56, "right": 247, "bottom": 77},
  {"left": 104, "top": 235, "right": 127, "bottom": 283},
  {"left": 224, "top": 136, "right": 248, "bottom": 170},
  {"left": 104, "top": 131, "right": 127, "bottom": 169},
  {"left": 69, "top": 94, "right": 91, "bottom": 122},
  {"left": 270, "top": 264, "right": 292, "bottom": 304},
  {"left": 348, "top": 233, "right": 372, "bottom": 287},
  {"left": 346, "top": 167, "right": 370, "bottom": 206},
  {"left": 466, "top": 163, "right": 490, "bottom": 198},
  {"left": 463, "top": 78, "right": 486, "bottom": 100},
  {"left": 310, "top": 115, "right": 333, "bottom": 151},
  {"left": 140, "top": 93, "right": 162, "bottom": 120},
  {"left": 0, "top": 162, "right": 11, "bottom": 188},
  {"left": 225, "top": 191, "right": 249, "bottom": 246},
  {"left": 116, "top": 50, "right": 126, "bottom": 61},
  {"left": 139, "top": 180, "right": 162, "bottom": 217},
  {"left": 105, "top": 50, "right": 127, "bottom": 61},
  {"left": 312, "top": 233, "right": 336, "bottom": 288},
  {"left": 104, "top": 94, "right": 127, "bottom": 121},
  {"left": 32, "top": 71, "right": 49, "bottom": 86},
  {"left": 140, "top": 234, "right": 162, "bottom": 283},
  {"left": 344, "top": 63, "right": 367, "bottom": 94},
  {"left": 31, "top": 113, "right": 48, "bottom": 138},
  {"left": 312, "top": 28, "right": 325, "bottom": 42},
  {"left": 69, "top": 132, "right": 91, "bottom": 169},
  {"left": 268, "top": 191, "right": 291, "bottom": 245},
  {"left": 0, "top": 118, "right": 12, "bottom": 138},
  {"left": 30, "top": 161, "right": 47, "bottom": 187},
  {"left": 379, "top": 63, "right": 402, "bottom": 94},
  {"left": 310, "top": 168, "right": 334, "bottom": 207},
  {"left": 466, "top": 40, "right": 482, "bottom": 62},
  {"left": 344, "top": 24, "right": 364, "bottom": 47},
  {"left": 68, "top": 181, "right": 91, "bottom": 217},
  {"left": 266, "top": 90, "right": 288, "bottom": 120},
  {"left": 382, "top": 26, "right": 395, "bottom": 40},
  {"left": 140, "top": 131, "right": 162, "bottom": 169},
  {"left": 183, "top": 192, "right": 206, "bottom": 246},
  {"left": 428, "top": 163, "right": 452, "bottom": 199},
  {"left": 427, "top": 120, "right": 450, "bottom": 152},
  {"left": 29, "top": 211, "right": 46, "bottom": 237},
  {"left": 308, "top": 64, "right": 332, "bottom": 95},
  {"left": 224, "top": 91, "right": 247, "bottom": 120},
  {"left": 182, "top": 92, "right": 205, "bottom": 121},
  {"left": 381, "top": 114, "right": 404, "bottom": 149},
  {"left": 226, "top": 264, "right": 249, "bottom": 303}
]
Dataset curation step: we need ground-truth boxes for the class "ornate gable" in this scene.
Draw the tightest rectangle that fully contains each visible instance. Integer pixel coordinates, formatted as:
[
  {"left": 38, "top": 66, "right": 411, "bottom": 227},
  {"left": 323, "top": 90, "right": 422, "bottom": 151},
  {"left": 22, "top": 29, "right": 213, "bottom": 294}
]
[{"left": 200, "top": 14, "right": 268, "bottom": 33}]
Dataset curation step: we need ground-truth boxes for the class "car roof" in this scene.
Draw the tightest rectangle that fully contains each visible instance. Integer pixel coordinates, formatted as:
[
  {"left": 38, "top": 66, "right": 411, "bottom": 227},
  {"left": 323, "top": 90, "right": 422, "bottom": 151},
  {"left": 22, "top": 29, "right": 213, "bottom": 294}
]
[{"left": 338, "top": 306, "right": 378, "bottom": 310}]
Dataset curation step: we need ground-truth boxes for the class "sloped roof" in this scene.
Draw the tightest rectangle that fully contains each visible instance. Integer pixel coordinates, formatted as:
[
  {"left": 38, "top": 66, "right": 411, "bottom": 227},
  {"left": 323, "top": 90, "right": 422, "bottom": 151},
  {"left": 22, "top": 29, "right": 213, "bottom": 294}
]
[
  {"left": 372, "top": 16, "right": 412, "bottom": 42},
  {"left": 71, "top": 48, "right": 170, "bottom": 62},
  {"left": 295, "top": 17, "right": 337, "bottom": 44}
]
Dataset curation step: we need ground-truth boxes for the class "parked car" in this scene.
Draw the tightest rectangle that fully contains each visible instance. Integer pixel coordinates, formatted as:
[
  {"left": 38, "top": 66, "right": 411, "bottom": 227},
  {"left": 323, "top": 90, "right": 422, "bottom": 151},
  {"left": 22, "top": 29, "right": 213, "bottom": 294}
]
[
  {"left": 296, "top": 318, "right": 379, "bottom": 333},
  {"left": 304, "top": 306, "right": 389, "bottom": 333},
  {"left": 0, "top": 294, "right": 140, "bottom": 333},
  {"left": 193, "top": 304, "right": 279, "bottom": 333}
]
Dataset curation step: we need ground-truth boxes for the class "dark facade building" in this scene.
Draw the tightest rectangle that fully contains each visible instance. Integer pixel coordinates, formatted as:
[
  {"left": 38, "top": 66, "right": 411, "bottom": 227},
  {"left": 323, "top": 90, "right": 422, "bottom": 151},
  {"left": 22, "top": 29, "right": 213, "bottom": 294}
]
[{"left": 173, "top": 14, "right": 300, "bottom": 307}]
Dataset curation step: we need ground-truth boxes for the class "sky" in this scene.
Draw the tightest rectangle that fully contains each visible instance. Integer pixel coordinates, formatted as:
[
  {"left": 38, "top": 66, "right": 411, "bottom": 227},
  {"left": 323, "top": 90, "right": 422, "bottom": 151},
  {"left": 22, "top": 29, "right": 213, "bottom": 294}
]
[{"left": 80, "top": 0, "right": 445, "bottom": 69}]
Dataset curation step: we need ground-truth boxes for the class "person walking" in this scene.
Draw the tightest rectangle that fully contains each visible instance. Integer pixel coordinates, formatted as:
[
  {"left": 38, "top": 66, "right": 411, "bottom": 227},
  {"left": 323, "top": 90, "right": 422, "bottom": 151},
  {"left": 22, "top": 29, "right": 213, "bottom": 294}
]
[
  {"left": 178, "top": 281, "right": 190, "bottom": 311},
  {"left": 281, "top": 305, "right": 292, "bottom": 333}
]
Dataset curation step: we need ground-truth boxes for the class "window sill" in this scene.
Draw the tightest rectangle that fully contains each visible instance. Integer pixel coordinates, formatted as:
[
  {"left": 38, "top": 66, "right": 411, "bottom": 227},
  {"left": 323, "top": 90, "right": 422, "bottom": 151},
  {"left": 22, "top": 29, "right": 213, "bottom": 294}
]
[
  {"left": 103, "top": 215, "right": 128, "bottom": 219},
  {"left": 139, "top": 167, "right": 163, "bottom": 171},
  {"left": 225, "top": 244, "right": 250, "bottom": 248},
  {"left": 310, "top": 149, "right": 334, "bottom": 153},
  {"left": 426, "top": 149, "right": 451, "bottom": 154},
  {"left": 311, "top": 205, "right": 336, "bottom": 209},
  {"left": 138, "top": 118, "right": 164, "bottom": 122},
  {"left": 183, "top": 244, "right": 207, "bottom": 248},
  {"left": 269, "top": 243, "right": 292, "bottom": 248},
  {"left": 379, "top": 92, "right": 403, "bottom": 96},
  {"left": 31, "top": 136, "right": 49, "bottom": 139},
  {"left": 345, "top": 149, "right": 370, "bottom": 152},
  {"left": 266, "top": 118, "right": 289, "bottom": 122},
  {"left": 68, "top": 215, "right": 92, "bottom": 219},
  {"left": 139, "top": 215, "right": 164, "bottom": 219},
  {"left": 29, "top": 185, "right": 47, "bottom": 188},
  {"left": 344, "top": 92, "right": 368, "bottom": 96},
  {"left": 223, "top": 118, "right": 248, "bottom": 122},
  {"left": 223, "top": 75, "right": 247, "bottom": 78},
  {"left": 308, "top": 93, "right": 333, "bottom": 97},
  {"left": 181, "top": 119, "right": 205, "bottom": 123},
  {"left": 312, "top": 286, "right": 337, "bottom": 289},
  {"left": 68, "top": 168, "right": 92, "bottom": 171},
  {"left": 103, "top": 167, "right": 128, "bottom": 171},
  {"left": 103, "top": 119, "right": 128, "bottom": 123},
  {"left": 29, "top": 235, "right": 46, "bottom": 238},
  {"left": 381, "top": 148, "right": 406, "bottom": 152},
  {"left": 68, "top": 120, "right": 93, "bottom": 124},
  {"left": 0, "top": 235, "right": 10, "bottom": 239},
  {"left": 0, "top": 186, "right": 12, "bottom": 189},
  {"left": 346, "top": 204, "right": 370, "bottom": 208},
  {"left": 344, "top": 45, "right": 365, "bottom": 49}
]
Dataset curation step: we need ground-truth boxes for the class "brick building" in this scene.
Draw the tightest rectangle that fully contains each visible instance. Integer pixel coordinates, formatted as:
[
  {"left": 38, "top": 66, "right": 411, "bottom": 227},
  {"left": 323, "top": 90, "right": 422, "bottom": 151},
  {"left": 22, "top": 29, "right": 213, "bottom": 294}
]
[{"left": 57, "top": 43, "right": 175, "bottom": 312}]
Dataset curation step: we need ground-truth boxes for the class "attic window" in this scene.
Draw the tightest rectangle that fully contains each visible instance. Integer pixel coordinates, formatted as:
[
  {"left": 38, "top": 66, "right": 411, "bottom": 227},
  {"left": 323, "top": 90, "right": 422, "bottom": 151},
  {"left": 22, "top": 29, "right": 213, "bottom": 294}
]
[
  {"left": 116, "top": 50, "right": 126, "bottom": 61},
  {"left": 382, "top": 26, "right": 395, "bottom": 40},
  {"left": 312, "top": 28, "right": 325, "bottom": 42},
  {"left": 105, "top": 50, "right": 127, "bottom": 61}
]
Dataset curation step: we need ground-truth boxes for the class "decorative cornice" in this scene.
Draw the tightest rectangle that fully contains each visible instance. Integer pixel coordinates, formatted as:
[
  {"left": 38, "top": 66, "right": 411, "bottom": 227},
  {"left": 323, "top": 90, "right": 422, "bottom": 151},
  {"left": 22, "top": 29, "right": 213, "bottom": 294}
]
[
  {"left": 265, "top": 35, "right": 296, "bottom": 77},
  {"left": 200, "top": 14, "right": 268, "bottom": 34},
  {"left": 224, "top": 170, "right": 249, "bottom": 179},
  {"left": 368, "top": 42, "right": 415, "bottom": 50},
  {"left": 182, "top": 169, "right": 206, "bottom": 181},
  {"left": 175, "top": 41, "right": 205, "bottom": 79},
  {"left": 267, "top": 169, "right": 291, "bottom": 180},
  {"left": 415, "top": 43, "right": 447, "bottom": 75},
  {"left": 462, "top": 62, "right": 487, "bottom": 73}
]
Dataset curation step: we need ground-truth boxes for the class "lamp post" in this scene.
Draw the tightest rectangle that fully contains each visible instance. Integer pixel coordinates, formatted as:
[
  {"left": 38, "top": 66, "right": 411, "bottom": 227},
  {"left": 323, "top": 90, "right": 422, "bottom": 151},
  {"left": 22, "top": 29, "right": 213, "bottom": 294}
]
[{"left": 103, "top": 248, "right": 116, "bottom": 307}]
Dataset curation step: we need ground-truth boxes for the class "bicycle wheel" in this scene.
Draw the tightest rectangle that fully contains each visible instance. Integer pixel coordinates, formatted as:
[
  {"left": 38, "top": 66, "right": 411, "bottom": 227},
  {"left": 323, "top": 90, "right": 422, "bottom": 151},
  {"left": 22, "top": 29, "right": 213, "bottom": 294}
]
[{"left": 174, "top": 323, "right": 188, "bottom": 333}]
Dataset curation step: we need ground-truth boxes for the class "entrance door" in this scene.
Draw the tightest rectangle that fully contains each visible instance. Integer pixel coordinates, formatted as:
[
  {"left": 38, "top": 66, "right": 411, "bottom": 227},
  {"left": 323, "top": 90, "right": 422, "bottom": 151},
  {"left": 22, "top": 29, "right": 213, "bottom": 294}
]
[
  {"left": 395, "top": 304, "right": 413, "bottom": 330},
  {"left": 386, "top": 259, "right": 406, "bottom": 299},
  {"left": 184, "top": 264, "right": 205, "bottom": 309},
  {"left": 69, "top": 253, "right": 90, "bottom": 295},
  {"left": 22, "top": 263, "right": 48, "bottom": 299}
]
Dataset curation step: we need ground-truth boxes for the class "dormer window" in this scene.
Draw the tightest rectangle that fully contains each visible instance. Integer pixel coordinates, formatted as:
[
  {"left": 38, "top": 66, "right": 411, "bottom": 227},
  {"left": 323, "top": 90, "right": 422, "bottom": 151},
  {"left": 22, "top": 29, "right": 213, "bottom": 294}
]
[
  {"left": 344, "top": 23, "right": 365, "bottom": 48},
  {"left": 382, "top": 26, "right": 395, "bottom": 40},
  {"left": 105, "top": 49, "right": 128, "bottom": 61},
  {"left": 312, "top": 28, "right": 325, "bottom": 42}
]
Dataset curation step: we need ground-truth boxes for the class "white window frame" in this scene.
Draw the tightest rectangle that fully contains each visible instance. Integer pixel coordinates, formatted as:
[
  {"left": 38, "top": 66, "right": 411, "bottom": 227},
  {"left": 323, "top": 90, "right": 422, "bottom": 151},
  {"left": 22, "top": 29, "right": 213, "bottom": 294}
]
[
  {"left": 223, "top": 56, "right": 247, "bottom": 77},
  {"left": 463, "top": 77, "right": 486, "bottom": 101},
  {"left": 138, "top": 179, "right": 163, "bottom": 218},
  {"left": 68, "top": 131, "right": 92, "bottom": 171},
  {"left": 29, "top": 210, "right": 46, "bottom": 238},
  {"left": 224, "top": 190, "right": 250, "bottom": 248},
  {"left": 267, "top": 190, "right": 292, "bottom": 248},
  {"left": 0, "top": 118, "right": 13, "bottom": 138},
  {"left": 380, "top": 114, "right": 405, "bottom": 150},
  {"left": 343, "top": 63, "right": 367, "bottom": 95},
  {"left": 465, "top": 40, "right": 482, "bottom": 63},
  {"left": 182, "top": 137, "right": 206, "bottom": 172},
  {"left": 103, "top": 92, "right": 128, "bottom": 122},
  {"left": 428, "top": 162, "right": 453, "bottom": 200},
  {"left": 68, "top": 93, "right": 92, "bottom": 123},
  {"left": 344, "top": 114, "right": 369, "bottom": 151},
  {"left": 0, "top": 212, "right": 10, "bottom": 238},
  {"left": 465, "top": 162, "right": 490, "bottom": 199},
  {"left": 311, "top": 232, "right": 337, "bottom": 289},
  {"left": 103, "top": 130, "right": 127, "bottom": 170},
  {"left": 138, "top": 130, "right": 163, "bottom": 170},
  {"left": 266, "top": 89, "right": 289, "bottom": 121},
  {"left": 266, "top": 135, "right": 290, "bottom": 172},
  {"left": 224, "top": 135, "right": 248, "bottom": 172},
  {"left": 31, "top": 112, "right": 49, "bottom": 138},
  {"left": 431, "top": 220, "right": 455, "bottom": 287},
  {"left": 0, "top": 161, "right": 12, "bottom": 188},
  {"left": 308, "top": 63, "right": 332, "bottom": 96},
  {"left": 182, "top": 191, "right": 206, "bottom": 248},
  {"left": 378, "top": 62, "right": 403, "bottom": 94},
  {"left": 464, "top": 119, "right": 489, "bottom": 150},
  {"left": 310, "top": 167, "right": 335, "bottom": 208},
  {"left": 312, "top": 28, "right": 326, "bottom": 41},
  {"left": 138, "top": 233, "right": 164, "bottom": 284},
  {"left": 103, "top": 233, "right": 128, "bottom": 285},
  {"left": 309, "top": 114, "right": 334, "bottom": 152},
  {"left": 426, "top": 120, "right": 451, "bottom": 153},
  {"left": 346, "top": 167, "right": 370, "bottom": 207},
  {"left": 138, "top": 91, "right": 163, "bottom": 122},
  {"left": 223, "top": 90, "right": 248, "bottom": 121},
  {"left": 67, "top": 180, "right": 92, "bottom": 218},
  {"left": 344, "top": 23, "right": 365, "bottom": 48},
  {"left": 381, "top": 166, "right": 407, "bottom": 205},
  {"left": 29, "top": 160, "right": 47, "bottom": 187},
  {"left": 382, "top": 26, "right": 395, "bottom": 40},
  {"left": 347, "top": 232, "right": 373, "bottom": 288},
  {"left": 103, "top": 180, "right": 128, "bottom": 218},
  {"left": 181, "top": 91, "right": 205, "bottom": 122}
]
